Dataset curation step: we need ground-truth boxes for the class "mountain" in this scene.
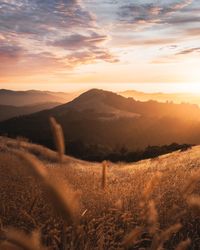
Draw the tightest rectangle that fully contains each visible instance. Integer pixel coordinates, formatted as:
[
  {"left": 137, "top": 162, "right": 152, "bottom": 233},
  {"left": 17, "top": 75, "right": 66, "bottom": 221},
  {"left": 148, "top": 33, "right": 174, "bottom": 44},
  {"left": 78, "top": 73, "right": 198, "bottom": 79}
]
[
  {"left": 51, "top": 88, "right": 200, "bottom": 119},
  {"left": 0, "top": 89, "right": 81, "bottom": 106},
  {"left": 1, "top": 89, "right": 200, "bottom": 157},
  {"left": 0, "top": 102, "right": 60, "bottom": 122},
  {"left": 119, "top": 90, "right": 200, "bottom": 106}
]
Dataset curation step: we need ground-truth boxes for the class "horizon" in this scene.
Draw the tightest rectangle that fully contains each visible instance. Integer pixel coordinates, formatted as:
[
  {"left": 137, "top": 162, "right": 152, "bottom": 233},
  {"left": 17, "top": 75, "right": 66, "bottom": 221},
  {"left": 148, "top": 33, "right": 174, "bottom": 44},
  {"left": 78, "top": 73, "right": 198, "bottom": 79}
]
[{"left": 2, "top": 82, "right": 200, "bottom": 95}]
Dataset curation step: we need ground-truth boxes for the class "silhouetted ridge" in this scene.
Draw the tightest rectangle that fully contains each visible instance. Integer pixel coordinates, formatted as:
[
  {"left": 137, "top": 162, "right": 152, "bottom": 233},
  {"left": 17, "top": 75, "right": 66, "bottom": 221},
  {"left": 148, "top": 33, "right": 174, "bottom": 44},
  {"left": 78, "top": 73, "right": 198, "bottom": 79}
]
[
  {"left": 0, "top": 89, "right": 80, "bottom": 106},
  {"left": 53, "top": 89, "right": 135, "bottom": 112},
  {"left": 57, "top": 89, "right": 122, "bottom": 105},
  {"left": 1, "top": 88, "right": 200, "bottom": 157},
  {"left": 76, "top": 88, "right": 108, "bottom": 99}
]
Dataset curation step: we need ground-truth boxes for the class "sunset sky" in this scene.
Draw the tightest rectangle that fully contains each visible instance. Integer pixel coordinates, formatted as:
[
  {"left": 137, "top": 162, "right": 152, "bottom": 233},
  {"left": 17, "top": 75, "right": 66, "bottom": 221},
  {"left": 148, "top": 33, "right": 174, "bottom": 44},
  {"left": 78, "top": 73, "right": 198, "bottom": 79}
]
[{"left": 0, "top": 0, "right": 200, "bottom": 92}]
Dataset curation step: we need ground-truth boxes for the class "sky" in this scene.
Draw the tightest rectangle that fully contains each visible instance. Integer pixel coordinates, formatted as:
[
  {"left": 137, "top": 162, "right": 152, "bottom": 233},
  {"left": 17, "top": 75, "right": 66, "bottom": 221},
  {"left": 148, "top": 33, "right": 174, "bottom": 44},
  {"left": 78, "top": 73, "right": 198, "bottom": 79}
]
[{"left": 0, "top": 0, "right": 200, "bottom": 92}]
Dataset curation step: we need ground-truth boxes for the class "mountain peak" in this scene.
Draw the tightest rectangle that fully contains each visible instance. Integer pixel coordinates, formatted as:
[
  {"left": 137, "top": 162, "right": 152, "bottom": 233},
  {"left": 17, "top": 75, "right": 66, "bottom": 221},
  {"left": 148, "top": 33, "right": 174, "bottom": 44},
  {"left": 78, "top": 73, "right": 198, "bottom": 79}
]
[
  {"left": 54, "top": 88, "right": 129, "bottom": 115},
  {"left": 79, "top": 88, "right": 114, "bottom": 97},
  {"left": 73, "top": 88, "right": 121, "bottom": 102}
]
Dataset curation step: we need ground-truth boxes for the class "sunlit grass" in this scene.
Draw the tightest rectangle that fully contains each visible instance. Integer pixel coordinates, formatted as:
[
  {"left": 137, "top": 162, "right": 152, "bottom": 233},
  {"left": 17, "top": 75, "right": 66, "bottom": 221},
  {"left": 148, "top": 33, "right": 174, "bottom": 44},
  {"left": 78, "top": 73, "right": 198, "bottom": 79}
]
[{"left": 0, "top": 132, "right": 199, "bottom": 249}]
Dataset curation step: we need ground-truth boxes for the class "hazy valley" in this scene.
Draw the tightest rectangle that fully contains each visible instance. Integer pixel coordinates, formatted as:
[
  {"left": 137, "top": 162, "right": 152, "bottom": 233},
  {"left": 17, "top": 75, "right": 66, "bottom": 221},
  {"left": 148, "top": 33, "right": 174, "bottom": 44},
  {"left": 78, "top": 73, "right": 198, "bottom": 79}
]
[
  {"left": 0, "top": 89, "right": 81, "bottom": 106},
  {"left": 120, "top": 90, "right": 200, "bottom": 107}
]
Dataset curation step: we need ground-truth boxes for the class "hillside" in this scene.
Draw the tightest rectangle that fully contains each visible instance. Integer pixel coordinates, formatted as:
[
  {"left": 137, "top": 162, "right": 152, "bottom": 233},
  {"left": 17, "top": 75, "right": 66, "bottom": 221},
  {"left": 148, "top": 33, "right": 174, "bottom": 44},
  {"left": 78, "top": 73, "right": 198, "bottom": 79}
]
[
  {"left": 120, "top": 90, "right": 200, "bottom": 106},
  {"left": 0, "top": 102, "right": 60, "bottom": 122},
  {"left": 1, "top": 89, "right": 200, "bottom": 158},
  {"left": 0, "top": 136, "right": 199, "bottom": 249},
  {"left": 56, "top": 89, "right": 200, "bottom": 119},
  {"left": 0, "top": 89, "right": 81, "bottom": 106}
]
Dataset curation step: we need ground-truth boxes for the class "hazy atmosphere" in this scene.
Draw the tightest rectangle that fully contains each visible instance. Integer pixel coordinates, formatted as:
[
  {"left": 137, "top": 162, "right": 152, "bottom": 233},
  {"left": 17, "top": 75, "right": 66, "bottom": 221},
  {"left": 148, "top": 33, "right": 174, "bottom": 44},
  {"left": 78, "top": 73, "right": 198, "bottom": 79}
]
[{"left": 0, "top": 1, "right": 200, "bottom": 250}]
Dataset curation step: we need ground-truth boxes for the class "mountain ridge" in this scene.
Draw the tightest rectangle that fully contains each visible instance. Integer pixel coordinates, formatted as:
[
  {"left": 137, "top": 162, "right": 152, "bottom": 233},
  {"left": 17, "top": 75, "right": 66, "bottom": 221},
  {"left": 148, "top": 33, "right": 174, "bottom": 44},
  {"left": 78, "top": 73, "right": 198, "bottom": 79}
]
[
  {"left": 119, "top": 89, "right": 200, "bottom": 107},
  {"left": 0, "top": 88, "right": 81, "bottom": 106},
  {"left": 52, "top": 88, "right": 200, "bottom": 118},
  {"left": 0, "top": 102, "right": 61, "bottom": 122},
  {"left": 1, "top": 88, "right": 200, "bottom": 156}
]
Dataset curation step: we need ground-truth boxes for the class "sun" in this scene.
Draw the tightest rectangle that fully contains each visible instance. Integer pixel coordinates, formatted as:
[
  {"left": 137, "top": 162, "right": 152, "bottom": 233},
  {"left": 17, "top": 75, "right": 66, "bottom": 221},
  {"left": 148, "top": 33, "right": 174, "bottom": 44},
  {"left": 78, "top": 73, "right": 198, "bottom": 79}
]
[{"left": 178, "top": 83, "right": 200, "bottom": 94}]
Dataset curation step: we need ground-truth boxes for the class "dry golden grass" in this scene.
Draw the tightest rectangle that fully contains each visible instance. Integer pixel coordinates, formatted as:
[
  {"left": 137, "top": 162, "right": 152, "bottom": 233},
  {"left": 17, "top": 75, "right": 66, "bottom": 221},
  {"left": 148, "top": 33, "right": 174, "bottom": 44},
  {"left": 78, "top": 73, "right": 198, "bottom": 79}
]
[
  {"left": 101, "top": 161, "right": 108, "bottom": 190},
  {"left": 1, "top": 229, "right": 46, "bottom": 250},
  {"left": 49, "top": 117, "right": 65, "bottom": 165},
  {"left": 0, "top": 132, "right": 200, "bottom": 249}
]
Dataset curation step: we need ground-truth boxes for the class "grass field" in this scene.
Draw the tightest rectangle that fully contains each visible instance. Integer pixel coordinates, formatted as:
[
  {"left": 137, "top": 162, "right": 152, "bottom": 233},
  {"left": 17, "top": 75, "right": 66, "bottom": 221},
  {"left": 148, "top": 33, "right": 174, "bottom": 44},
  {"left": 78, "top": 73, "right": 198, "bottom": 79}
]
[{"left": 0, "top": 136, "right": 199, "bottom": 249}]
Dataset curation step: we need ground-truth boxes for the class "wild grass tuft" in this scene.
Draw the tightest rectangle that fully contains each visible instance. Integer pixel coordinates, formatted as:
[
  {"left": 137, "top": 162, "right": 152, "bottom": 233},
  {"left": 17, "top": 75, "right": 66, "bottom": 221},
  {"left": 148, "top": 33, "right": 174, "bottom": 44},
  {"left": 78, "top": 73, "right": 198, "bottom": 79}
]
[
  {"left": 12, "top": 150, "right": 79, "bottom": 225},
  {"left": 1, "top": 229, "right": 46, "bottom": 250},
  {"left": 49, "top": 117, "right": 65, "bottom": 165},
  {"left": 175, "top": 238, "right": 191, "bottom": 250},
  {"left": 101, "top": 160, "right": 107, "bottom": 190}
]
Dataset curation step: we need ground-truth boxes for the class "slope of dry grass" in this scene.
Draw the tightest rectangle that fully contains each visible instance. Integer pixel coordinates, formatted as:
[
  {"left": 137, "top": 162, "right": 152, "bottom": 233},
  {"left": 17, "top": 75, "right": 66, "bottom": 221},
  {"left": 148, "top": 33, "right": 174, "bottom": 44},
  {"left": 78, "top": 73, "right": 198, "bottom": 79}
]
[{"left": 0, "top": 136, "right": 199, "bottom": 249}]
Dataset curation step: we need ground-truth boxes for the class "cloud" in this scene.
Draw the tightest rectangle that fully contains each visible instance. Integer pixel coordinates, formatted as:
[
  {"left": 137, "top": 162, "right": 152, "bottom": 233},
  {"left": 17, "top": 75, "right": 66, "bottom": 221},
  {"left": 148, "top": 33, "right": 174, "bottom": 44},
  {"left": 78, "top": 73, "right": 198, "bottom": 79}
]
[
  {"left": 49, "top": 31, "right": 117, "bottom": 64},
  {"left": 170, "top": 0, "right": 193, "bottom": 11},
  {"left": 0, "top": 0, "right": 96, "bottom": 37},
  {"left": 0, "top": 41, "right": 65, "bottom": 77},
  {"left": 118, "top": 0, "right": 194, "bottom": 26},
  {"left": 0, "top": 0, "right": 118, "bottom": 78},
  {"left": 0, "top": 47, "right": 67, "bottom": 77},
  {"left": 113, "top": 0, "right": 200, "bottom": 54},
  {"left": 185, "top": 28, "right": 200, "bottom": 36},
  {"left": 0, "top": 42, "right": 25, "bottom": 59},
  {"left": 176, "top": 47, "right": 200, "bottom": 55},
  {"left": 122, "top": 37, "right": 178, "bottom": 47},
  {"left": 50, "top": 32, "right": 109, "bottom": 50},
  {"left": 66, "top": 49, "right": 118, "bottom": 66},
  {"left": 166, "top": 16, "right": 200, "bottom": 25},
  {"left": 0, "top": 39, "right": 117, "bottom": 79},
  {"left": 0, "top": 0, "right": 199, "bottom": 84},
  {"left": 151, "top": 46, "right": 200, "bottom": 64}
]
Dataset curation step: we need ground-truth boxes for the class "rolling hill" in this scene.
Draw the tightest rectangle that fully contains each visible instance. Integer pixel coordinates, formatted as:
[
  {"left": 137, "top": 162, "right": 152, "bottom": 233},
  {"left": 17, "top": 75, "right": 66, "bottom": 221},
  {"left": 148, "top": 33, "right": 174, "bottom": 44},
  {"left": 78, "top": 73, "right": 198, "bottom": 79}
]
[
  {"left": 0, "top": 89, "right": 81, "bottom": 106},
  {"left": 119, "top": 89, "right": 200, "bottom": 106},
  {"left": 0, "top": 102, "right": 60, "bottom": 122},
  {"left": 1, "top": 89, "right": 200, "bottom": 159},
  {"left": 119, "top": 90, "right": 200, "bottom": 106},
  {"left": 0, "top": 136, "right": 199, "bottom": 249}
]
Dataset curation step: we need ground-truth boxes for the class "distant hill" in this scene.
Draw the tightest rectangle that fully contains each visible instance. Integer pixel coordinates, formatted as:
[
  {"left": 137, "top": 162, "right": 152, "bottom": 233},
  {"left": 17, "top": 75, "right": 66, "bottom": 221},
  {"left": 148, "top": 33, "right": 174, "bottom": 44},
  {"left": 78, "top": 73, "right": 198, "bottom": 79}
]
[
  {"left": 1, "top": 89, "right": 200, "bottom": 156},
  {"left": 0, "top": 89, "right": 81, "bottom": 106},
  {"left": 0, "top": 102, "right": 60, "bottom": 122},
  {"left": 119, "top": 90, "right": 200, "bottom": 106},
  {"left": 52, "top": 88, "right": 200, "bottom": 119}
]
